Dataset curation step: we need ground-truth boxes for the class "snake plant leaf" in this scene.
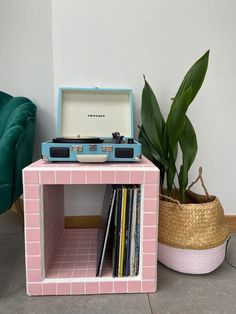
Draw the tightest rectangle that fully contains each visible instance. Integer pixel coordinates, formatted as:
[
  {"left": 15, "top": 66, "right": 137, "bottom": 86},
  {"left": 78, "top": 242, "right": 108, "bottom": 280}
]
[
  {"left": 164, "top": 86, "right": 192, "bottom": 195},
  {"left": 166, "top": 50, "right": 209, "bottom": 149},
  {"left": 165, "top": 86, "right": 193, "bottom": 148},
  {"left": 139, "top": 128, "right": 165, "bottom": 187},
  {"left": 138, "top": 127, "right": 155, "bottom": 162},
  {"left": 175, "top": 50, "right": 209, "bottom": 104},
  {"left": 140, "top": 77, "right": 165, "bottom": 155},
  {"left": 166, "top": 144, "right": 178, "bottom": 194},
  {"left": 139, "top": 125, "right": 168, "bottom": 169},
  {"left": 178, "top": 116, "right": 198, "bottom": 202}
]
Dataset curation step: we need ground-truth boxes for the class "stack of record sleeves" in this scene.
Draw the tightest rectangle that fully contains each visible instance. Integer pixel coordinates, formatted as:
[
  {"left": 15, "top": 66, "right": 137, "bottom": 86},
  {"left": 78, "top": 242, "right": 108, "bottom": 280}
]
[{"left": 96, "top": 185, "right": 141, "bottom": 277}]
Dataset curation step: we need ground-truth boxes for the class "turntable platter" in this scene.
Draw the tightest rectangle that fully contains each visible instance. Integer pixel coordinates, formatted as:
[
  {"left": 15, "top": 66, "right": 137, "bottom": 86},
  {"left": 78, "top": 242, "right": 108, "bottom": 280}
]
[{"left": 52, "top": 136, "right": 104, "bottom": 144}]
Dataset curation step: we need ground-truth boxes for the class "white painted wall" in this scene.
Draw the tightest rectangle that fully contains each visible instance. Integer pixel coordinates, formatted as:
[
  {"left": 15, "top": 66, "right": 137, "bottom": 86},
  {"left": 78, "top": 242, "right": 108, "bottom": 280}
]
[
  {"left": 1, "top": 1, "right": 235, "bottom": 214},
  {"left": 0, "top": 0, "right": 54, "bottom": 159},
  {"left": 64, "top": 185, "right": 106, "bottom": 216},
  {"left": 52, "top": 0, "right": 236, "bottom": 214}
]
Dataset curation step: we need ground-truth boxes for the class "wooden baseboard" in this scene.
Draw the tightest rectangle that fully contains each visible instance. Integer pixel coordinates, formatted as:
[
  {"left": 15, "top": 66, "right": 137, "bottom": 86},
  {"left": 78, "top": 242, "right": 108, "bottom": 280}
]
[
  {"left": 65, "top": 215, "right": 101, "bottom": 229},
  {"left": 10, "top": 198, "right": 24, "bottom": 226},
  {"left": 225, "top": 215, "right": 236, "bottom": 233},
  {"left": 65, "top": 215, "right": 236, "bottom": 233}
]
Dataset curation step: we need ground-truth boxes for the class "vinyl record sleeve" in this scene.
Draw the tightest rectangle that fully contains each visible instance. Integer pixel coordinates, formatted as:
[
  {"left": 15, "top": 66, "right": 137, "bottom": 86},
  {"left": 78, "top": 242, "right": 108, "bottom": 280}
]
[
  {"left": 124, "top": 187, "right": 134, "bottom": 276},
  {"left": 130, "top": 188, "right": 137, "bottom": 276},
  {"left": 112, "top": 187, "right": 122, "bottom": 277},
  {"left": 118, "top": 187, "right": 127, "bottom": 277},
  {"left": 135, "top": 188, "right": 141, "bottom": 275},
  {"left": 96, "top": 186, "right": 116, "bottom": 277}
]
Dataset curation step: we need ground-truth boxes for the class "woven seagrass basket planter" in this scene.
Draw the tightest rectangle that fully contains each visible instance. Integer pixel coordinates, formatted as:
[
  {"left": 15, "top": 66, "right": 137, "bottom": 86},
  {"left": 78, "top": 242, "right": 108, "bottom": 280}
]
[{"left": 158, "top": 189, "right": 230, "bottom": 274}]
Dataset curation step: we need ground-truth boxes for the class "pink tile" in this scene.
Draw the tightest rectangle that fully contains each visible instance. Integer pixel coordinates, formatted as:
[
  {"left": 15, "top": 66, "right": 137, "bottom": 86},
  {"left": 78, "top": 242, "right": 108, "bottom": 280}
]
[
  {"left": 58, "top": 270, "right": 72, "bottom": 278},
  {"left": 86, "top": 270, "right": 96, "bottom": 277},
  {"left": 114, "top": 281, "right": 127, "bottom": 293},
  {"left": 71, "top": 282, "right": 85, "bottom": 294},
  {"left": 100, "top": 282, "right": 113, "bottom": 294},
  {"left": 142, "top": 280, "right": 156, "bottom": 293},
  {"left": 86, "top": 171, "right": 100, "bottom": 184},
  {"left": 46, "top": 270, "right": 58, "bottom": 279},
  {"left": 130, "top": 171, "right": 144, "bottom": 184},
  {"left": 100, "top": 171, "right": 115, "bottom": 183},
  {"left": 27, "top": 256, "right": 41, "bottom": 269},
  {"left": 73, "top": 269, "right": 86, "bottom": 277},
  {"left": 24, "top": 200, "right": 40, "bottom": 214},
  {"left": 25, "top": 214, "right": 40, "bottom": 228},
  {"left": 56, "top": 171, "right": 70, "bottom": 184},
  {"left": 56, "top": 162, "right": 74, "bottom": 167},
  {"left": 27, "top": 283, "right": 42, "bottom": 296},
  {"left": 27, "top": 242, "right": 41, "bottom": 255},
  {"left": 63, "top": 255, "right": 77, "bottom": 262},
  {"left": 143, "top": 226, "right": 156, "bottom": 240},
  {"left": 143, "top": 240, "right": 157, "bottom": 254},
  {"left": 52, "top": 255, "right": 64, "bottom": 263},
  {"left": 77, "top": 255, "right": 88, "bottom": 262},
  {"left": 42, "top": 283, "right": 56, "bottom": 295},
  {"left": 85, "top": 282, "right": 99, "bottom": 294},
  {"left": 26, "top": 229, "right": 40, "bottom": 242},
  {"left": 24, "top": 171, "right": 39, "bottom": 184},
  {"left": 143, "top": 213, "right": 157, "bottom": 226},
  {"left": 50, "top": 263, "right": 62, "bottom": 271},
  {"left": 143, "top": 199, "right": 157, "bottom": 212},
  {"left": 88, "top": 255, "right": 96, "bottom": 262},
  {"left": 71, "top": 171, "right": 86, "bottom": 184},
  {"left": 87, "top": 261, "right": 96, "bottom": 269},
  {"left": 144, "top": 184, "right": 158, "bottom": 198},
  {"left": 63, "top": 262, "right": 75, "bottom": 269},
  {"left": 128, "top": 281, "right": 141, "bottom": 293},
  {"left": 143, "top": 254, "right": 156, "bottom": 267},
  {"left": 57, "top": 283, "right": 70, "bottom": 295},
  {"left": 115, "top": 171, "right": 129, "bottom": 183},
  {"left": 65, "top": 248, "right": 77, "bottom": 255},
  {"left": 143, "top": 268, "right": 156, "bottom": 280},
  {"left": 145, "top": 171, "right": 158, "bottom": 184},
  {"left": 24, "top": 185, "right": 40, "bottom": 199},
  {"left": 27, "top": 269, "right": 42, "bottom": 282},
  {"left": 40, "top": 171, "right": 55, "bottom": 184},
  {"left": 55, "top": 248, "right": 66, "bottom": 256}
]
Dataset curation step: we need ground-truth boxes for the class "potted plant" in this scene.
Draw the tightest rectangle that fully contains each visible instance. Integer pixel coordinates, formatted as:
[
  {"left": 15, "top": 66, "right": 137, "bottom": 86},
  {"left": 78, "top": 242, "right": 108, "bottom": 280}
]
[{"left": 139, "top": 51, "right": 230, "bottom": 274}]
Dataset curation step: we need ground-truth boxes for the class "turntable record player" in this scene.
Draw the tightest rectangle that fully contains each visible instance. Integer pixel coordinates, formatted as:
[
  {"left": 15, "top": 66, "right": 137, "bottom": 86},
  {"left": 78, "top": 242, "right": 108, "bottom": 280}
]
[{"left": 41, "top": 87, "right": 142, "bottom": 162}]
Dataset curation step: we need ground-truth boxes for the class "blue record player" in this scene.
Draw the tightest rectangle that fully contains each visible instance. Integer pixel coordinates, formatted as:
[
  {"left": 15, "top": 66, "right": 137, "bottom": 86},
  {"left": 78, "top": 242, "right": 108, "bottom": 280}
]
[{"left": 41, "top": 87, "right": 142, "bottom": 162}]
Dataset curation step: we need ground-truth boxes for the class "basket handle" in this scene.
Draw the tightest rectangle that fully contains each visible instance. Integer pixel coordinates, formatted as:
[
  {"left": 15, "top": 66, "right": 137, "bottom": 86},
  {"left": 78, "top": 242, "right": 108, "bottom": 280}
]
[
  {"left": 159, "top": 193, "right": 181, "bottom": 205},
  {"left": 188, "top": 167, "right": 210, "bottom": 200}
]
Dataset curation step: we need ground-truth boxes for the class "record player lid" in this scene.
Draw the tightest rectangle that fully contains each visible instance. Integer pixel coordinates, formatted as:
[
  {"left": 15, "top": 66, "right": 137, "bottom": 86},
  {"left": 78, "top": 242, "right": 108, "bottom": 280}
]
[{"left": 56, "top": 87, "right": 134, "bottom": 138}]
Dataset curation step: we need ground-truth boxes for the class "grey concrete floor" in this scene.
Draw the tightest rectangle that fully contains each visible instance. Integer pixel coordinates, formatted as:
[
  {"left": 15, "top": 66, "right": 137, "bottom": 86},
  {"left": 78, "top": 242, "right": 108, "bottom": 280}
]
[{"left": 0, "top": 211, "right": 236, "bottom": 314}]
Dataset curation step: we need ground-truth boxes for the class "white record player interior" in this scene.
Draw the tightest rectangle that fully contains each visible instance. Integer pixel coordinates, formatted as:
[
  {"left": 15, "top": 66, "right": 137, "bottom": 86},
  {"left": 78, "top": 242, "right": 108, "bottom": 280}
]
[{"left": 60, "top": 89, "right": 132, "bottom": 138}]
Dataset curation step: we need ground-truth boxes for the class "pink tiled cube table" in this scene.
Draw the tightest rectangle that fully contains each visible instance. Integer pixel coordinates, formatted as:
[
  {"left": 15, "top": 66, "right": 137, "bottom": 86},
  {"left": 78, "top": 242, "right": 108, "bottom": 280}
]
[{"left": 23, "top": 157, "right": 159, "bottom": 296}]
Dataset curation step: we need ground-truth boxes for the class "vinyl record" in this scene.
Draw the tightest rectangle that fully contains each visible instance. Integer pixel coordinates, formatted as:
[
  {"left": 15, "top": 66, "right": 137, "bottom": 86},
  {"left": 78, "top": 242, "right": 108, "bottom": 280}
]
[{"left": 52, "top": 136, "right": 104, "bottom": 144}]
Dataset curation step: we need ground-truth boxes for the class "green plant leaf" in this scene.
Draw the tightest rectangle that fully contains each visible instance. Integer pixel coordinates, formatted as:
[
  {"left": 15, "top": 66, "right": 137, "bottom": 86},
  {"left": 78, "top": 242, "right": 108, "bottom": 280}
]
[
  {"left": 138, "top": 125, "right": 168, "bottom": 169},
  {"left": 166, "top": 87, "right": 193, "bottom": 148},
  {"left": 138, "top": 127, "right": 154, "bottom": 162},
  {"left": 139, "top": 128, "right": 165, "bottom": 187},
  {"left": 175, "top": 50, "right": 209, "bottom": 104},
  {"left": 166, "top": 50, "right": 209, "bottom": 148},
  {"left": 140, "top": 77, "right": 165, "bottom": 156},
  {"left": 178, "top": 116, "right": 198, "bottom": 202},
  {"left": 166, "top": 145, "right": 178, "bottom": 195}
]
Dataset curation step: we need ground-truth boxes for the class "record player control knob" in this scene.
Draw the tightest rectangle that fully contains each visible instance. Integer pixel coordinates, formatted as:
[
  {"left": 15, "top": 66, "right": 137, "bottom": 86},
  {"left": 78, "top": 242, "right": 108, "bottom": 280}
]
[
  {"left": 72, "top": 145, "right": 83, "bottom": 152},
  {"left": 127, "top": 138, "right": 134, "bottom": 144},
  {"left": 89, "top": 144, "right": 97, "bottom": 151}
]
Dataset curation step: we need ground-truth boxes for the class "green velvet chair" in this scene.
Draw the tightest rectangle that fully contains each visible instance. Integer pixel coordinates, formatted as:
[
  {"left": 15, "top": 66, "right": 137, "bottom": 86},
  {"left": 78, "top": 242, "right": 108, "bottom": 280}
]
[{"left": 0, "top": 91, "right": 36, "bottom": 217}]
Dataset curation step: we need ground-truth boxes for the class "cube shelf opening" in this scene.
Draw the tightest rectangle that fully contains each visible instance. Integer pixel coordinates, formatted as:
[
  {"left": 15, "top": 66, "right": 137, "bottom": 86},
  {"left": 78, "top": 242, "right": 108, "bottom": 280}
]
[{"left": 43, "top": 184, "right": 141, "bottom": 281}]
